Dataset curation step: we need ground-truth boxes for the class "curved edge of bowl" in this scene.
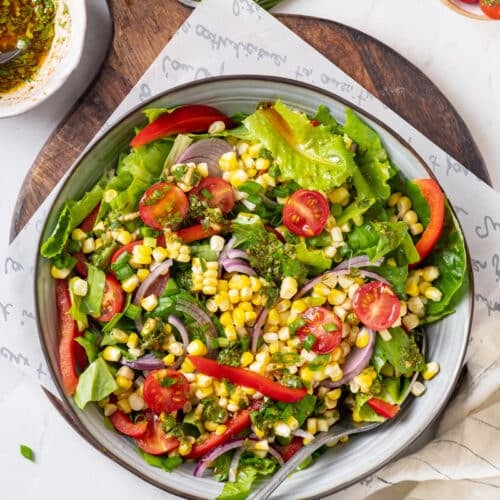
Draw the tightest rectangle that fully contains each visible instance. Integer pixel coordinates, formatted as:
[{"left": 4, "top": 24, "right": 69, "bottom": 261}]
[{"left": 34, "top": 75, "right": 474, "bottom": 499}]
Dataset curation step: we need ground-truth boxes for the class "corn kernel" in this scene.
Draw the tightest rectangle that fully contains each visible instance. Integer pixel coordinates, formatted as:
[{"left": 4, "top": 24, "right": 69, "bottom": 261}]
[
  {"left": 423, "top": 361, "right": 440, "bottom": 380},
  {"left": 240, "top": 351, "right": 254, "bottom": 367},
  {"left": 187, "top": 339, "right": 208, "bottom": 356},
  {"left": 232, "top": 307, "right": 246, "bottom": 328},
  {"left": 328, "top": 289, "right": 346, "bottom": 306},
  {"left": 280, "top": 277, "right": 298, "bottom": 300},
  {"left": 410, "top": 223, "right": 424, "bottom": 236},
  {"left": 422, "top": 266, "right": 440, "bottom": 282},
  {"left": 122, "top": 274, "right": 140, "bottom": 293},
  {"left": 219, "top": 151, "right": 238, "bottom": 171},
  {"left": 224, "top": 325, "right": 237, "bottom": 341},
  {"left": 50, "top": 266, "right": 71, "bottom": 279},
  {"left": 141, "top": 294, "right": 158, "bottom": 312},
  {"left": 402, "top": 313, "right": 419, "bottom": 330},
  {"left": 117, "top": 398, "right": 132, "bottom": 414},
  {"left": 103, "top": 346, "right": 122, "bottom": 362},
  {"left": 116, "top": 375, "right": 133, "bottom": 390},
  {"left": 202, "top": 286, "right": 217, "bottom": 295},
  {"left": 228, "top": 289, "right": 240, "bottom": 304},
  {"left": 424, "top": 286, "right": 443, "bottom": 302},
  {"left": 355, "top": 328, "right": 371, "bottom": 348},
  {"left": 405, "top": 276, "right": 420, "bottom": 297},
  {"left": 411, "top": 381, "right": 427, "bottom": 397},
  {"left": 127, "top": 333, "right": 139, "bottom": 349},
  {"left": 82, "top": 237, "right": 96, "bottom": 254},
  {"left": 397, "top": 196, "right": 412, "bottom": 215},
  {"left": 273, "top": 422, "right": 291, "bottom": 438},
  {"left": 103, "top": 403, "right": 117, "bottom": 417},
  {"left": 181, "top": 357, "right": 195, "bottom": 373}
]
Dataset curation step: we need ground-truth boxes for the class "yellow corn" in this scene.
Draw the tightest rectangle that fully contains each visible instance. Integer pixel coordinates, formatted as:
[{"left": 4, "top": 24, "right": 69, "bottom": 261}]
[
  {"left": 116, "top": 375, "right": 133, "bottom": 390},
  {"left": 424, "top": 286, "right": 443, "bottom": 302},
  {"left": 51, "top": 266, "right": 71, "bottom": 279},
  {"left": 240, "top": 351, "right": 254, "bottom": 367},
  {"left": 187, "top": 339, "right": 208, "bottom": 356},
  {"left": 141, "top": 294, "right": 158, "bottom": 312},
  {"left": 355, "top": 329, "right": 370, "bottom": 349},
  {"left": 102, "top": 346, "right": 122, "bottom": 362},
  {"left": 122, "top": 275, "right": 140, "bottom": 293},
  {"left": 280, "top": 277, "right": 298, "bottom": 299},
  {"left": 116, "top": 398, "right": 132, "bottom": 414},
  {"left": 219, "top": 151, "right": 238, "bottom": 171},
  {"left": 127, "top": 333, "right": 139, "bottom": 349},
  {"left": 422, "top": 361, "right": 440, "bottom": 380}
]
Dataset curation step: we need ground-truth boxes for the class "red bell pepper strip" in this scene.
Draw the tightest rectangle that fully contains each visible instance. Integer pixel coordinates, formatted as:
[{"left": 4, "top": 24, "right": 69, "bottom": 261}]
[
  {"left": 130, "top": 105, "right": 233, "bottom": 148},
  {"left": 411, "top": 178, "right": 445, "bottom": 264},
  {"left": 56, "top": 279, "right": 80, "bottom": 395},
  {"left": 176, "top": 224, "right": 221, "bottom": 244},
  {"left": 186, "top": 401, "right": 261, "bottom": 459},
  {"left": 366, "top": 397, "right": 400, "bottom": 419},
  {"left": 109, "top": 410, "right": 148, "bottom": 438},
  {"left": 188, "top": 356, "right": 308, "bottom": 403}
]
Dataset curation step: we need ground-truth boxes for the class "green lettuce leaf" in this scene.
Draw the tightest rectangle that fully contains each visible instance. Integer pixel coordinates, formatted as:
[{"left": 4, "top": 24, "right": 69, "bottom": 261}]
[
  {"left": 240, "top": 101, "right": 356, "bottom": 192},
  {"left": 354, "top": 394, "right": 386, "bottom": 423},
  {"left": 347, "top": 221, "right": 419, "bottom": 263},
  {"left": 344, "top": 108, "right": 395, "bottom": 202},
  {"left": 74, "top": 330, "right": 100, "bottom": 363},
  {"left": 373, "top": 327, "right": 425, "bottom": 377},
  {"left": 74, "top": 357, "right": 118, "bottom": 409},
  {"left": 41, "top": 184, "right": 103, "bottom": 258},
  {"left": 81, "top": 264, "right": 106, "bottom": 318},
  {"left": 423, "top": 203, "right": 468, "bottom": 323},
  {"left": 217, "top": 466, "right": 258, "bottom": 500},
  {"left": 311, "top": 104, "right": 343, "bottom": 134},
  {"left": 137, "top": 449, "right": 183, "bottom": 472}
]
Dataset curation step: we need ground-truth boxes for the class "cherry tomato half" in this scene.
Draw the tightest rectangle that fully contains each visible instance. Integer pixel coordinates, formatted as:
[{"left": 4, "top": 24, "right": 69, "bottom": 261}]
[
  {"left": 143, "top": 369, "right": 190, "bottom": 414},
  {"left": 296, "top": 306, "right": 343, "bottom": 354},
  {"left": 352, "top": 281, "right": 401, "bottom": 331},
  {"left": 283, "top": 189, "right": 329, "bottom": 237},
  {"left": 97, "top": 274, "right": 125, "bottom": 322},
  {"left": 135, "top": 418, "right": 180, "bottom": 455},
  {"left": 191, "top": 177, "right": 235, "bottom": 214},
  {"left": 274, "top": 436, "right": 303, "bottom": 462},
  {"left": 139, "top": 182, "right": 189, "bottom": 230},
  {"left": 109, "top": 410, "right": 148, "bottom": 438},
  {"left": 480, "top": 0, "right": 500, "bottom": 19}
]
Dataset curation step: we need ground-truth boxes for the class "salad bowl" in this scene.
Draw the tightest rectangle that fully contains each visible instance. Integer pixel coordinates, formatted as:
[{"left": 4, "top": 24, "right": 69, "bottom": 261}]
[{"left": 35, "top": 76, "right": 473, "bottom": 499}]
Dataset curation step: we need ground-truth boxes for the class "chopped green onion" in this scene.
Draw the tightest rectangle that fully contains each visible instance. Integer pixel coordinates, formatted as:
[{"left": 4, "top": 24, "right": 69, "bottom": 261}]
[
  {"left": 247, "top": 193, "right": 262, "bottom": 206},
  {"left": 124, "top": 303, "right": 141, "bottom": 320},
  {"left": 162, "top": 278, "right": 180, "bottom": 297},
  {"left": 111, "top": 252, "right": 135, "bottom": 281},
  {"left": 143, "top": 236, "right": 157, "bottom": 248},
  {"left": 268, "top": 164, "right": 281, "bottom": 178},
  {"left": 308, "top": 354, "right": 330, "bottom": 371},
  {"left": 289, "top": 317, "right": 306, "bottom": 335},
  {"left": 238, "top": 181, "right": 263, "bottom": 195},
  {"left": 53, "top": 253, "right": 77, "bottom": 271},
  {"left": 140, "top": 226, "right": 160, "bottom": 238},
  {"left": 303, "top": 333, "right": 316, "bottom": 352},
  {"left": 323, "top": 322, "right": 338, "bottom": 332}
]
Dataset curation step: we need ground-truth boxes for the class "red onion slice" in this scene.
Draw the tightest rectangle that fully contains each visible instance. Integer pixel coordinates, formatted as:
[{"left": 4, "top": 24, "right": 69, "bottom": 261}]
[
  {"left": 333, "top": 255, "right": 383, "bottom": 272},
  {"left": 175, "top": 138, "right": 233, "bottom": 177},
  {"left": 168, "top": 315, "right": 190, "bottom": 350},
  {"left": 321, "top": 328, "right": 376, "bottom": 389},
  {"left": 292, "top": 429, "right": 315, "bottom": 441},
  {"left": 226, "top": 249, "right": 249, "bottom": 261},
  {"left": 134, "top": 259, "right": 173, "bottom": 306},
  {"left": 251, "top": 307, "right": 268, "bottom": 353},
  {"left": 120, "top": 353, "right": 164, "bottom": 371},
  {"left": 220, "top": 257, "right": 256, "bottom": 276},
  {"left": 193, "top": 438, "right": 257, "bottom": 478},
  {"left": 228, "top": 446, "right": 244, "bottom": 482},
  {"left": 295, "top": 269, "right": 350, "bottom": 299},
  {"left": 175, "top": 298, "right": 217, "bottom": 356}
]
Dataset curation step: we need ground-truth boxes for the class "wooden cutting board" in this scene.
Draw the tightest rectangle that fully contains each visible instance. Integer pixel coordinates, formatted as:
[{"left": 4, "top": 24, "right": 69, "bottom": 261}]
[{"left": 11, "top": 0, "right": 490, "bottom": 238}]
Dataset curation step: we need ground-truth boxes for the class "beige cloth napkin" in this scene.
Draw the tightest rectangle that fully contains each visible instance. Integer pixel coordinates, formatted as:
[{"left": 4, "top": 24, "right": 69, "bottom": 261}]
[{"left": 3, "top": 0, "right": 499, "bottom": 497}]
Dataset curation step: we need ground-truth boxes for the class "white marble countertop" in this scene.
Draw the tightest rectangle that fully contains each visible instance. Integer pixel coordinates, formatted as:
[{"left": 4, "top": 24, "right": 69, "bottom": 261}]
[{"left": 1, "top": 1, "right": 498, "bottom": 499}]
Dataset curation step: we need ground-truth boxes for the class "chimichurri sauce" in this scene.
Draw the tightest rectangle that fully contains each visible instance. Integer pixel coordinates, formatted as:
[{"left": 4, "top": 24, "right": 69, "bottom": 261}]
[{"left": 0, "top": 0, "right": 56, "bottom": 94}]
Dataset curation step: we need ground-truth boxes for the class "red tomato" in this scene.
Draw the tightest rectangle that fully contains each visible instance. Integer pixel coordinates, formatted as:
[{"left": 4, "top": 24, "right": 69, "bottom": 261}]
[
  {"left": 130, "top": 105, "right": 232, "bottom": 148},
  {"left": 176, "top": 224, "right": 221, "bottom": 243},
  {"left": 143, "top": 369, "right": 190, "bottom": 414},
  {"left": 411, "top": 178, "right": 445, "bottom": 264},
  {"left": 139, "top": 182, "right": 189, "bottom": 230},
  {"left": 191, "top": 177, "right": 235, "bottom": 214},
  {"left": 188, "top": 356, "right": 307, "bottom": 403},
  {"left": 275, "top": 436, "right": 303, "bottom": 462},
  {"left": 352, "top": 281, "right": 401, "bottom": 331},
  {"left": 296, "top": 306, "right": 342, "bottom": 354},
  {"left": 367, "top": 398, "right": 400, "bottom": 419},
  {"left": 97, "top": 275, "right": 125, "bottom": 322},
  {"left": 55, "top": 280, "right": 80, "bottom": 395},
  {"left": 135, "top": 418, "right": 180, "bottom": 455},
  {"left": 283, "top": 189, "right": 329, "bottom": 237},
  {"left": 187, "top": 401, "right": 261, "bottom": 459},
  {"left": 80, "top": 203, "right": 101, "bottom": 232},
  {"left": 110, "top": 410, "right": 148, "bottom": 438},
  {"left": 480, "top": 0, "right": 500, "bottom": 18},
  {"left": 459, "top": 0, "right": 477, "bottom": 3}
]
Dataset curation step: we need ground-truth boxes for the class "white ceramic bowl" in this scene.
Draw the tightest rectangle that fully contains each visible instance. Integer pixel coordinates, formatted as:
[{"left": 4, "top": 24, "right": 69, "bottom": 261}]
[
  {"left": 0, "top": 0, "right": 86, "bottom": 118},
  {"left": 36, "top": 76, "right": 473, "bottom": 499}
]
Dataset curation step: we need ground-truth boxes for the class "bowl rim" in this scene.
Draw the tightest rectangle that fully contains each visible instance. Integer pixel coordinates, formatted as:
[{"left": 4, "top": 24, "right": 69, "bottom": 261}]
[
  {"left": 0, "top": 0, "right": 87, "bottom": 118},
  {"left": 34, "top": 74, "right": 474, "bottom": 499}
]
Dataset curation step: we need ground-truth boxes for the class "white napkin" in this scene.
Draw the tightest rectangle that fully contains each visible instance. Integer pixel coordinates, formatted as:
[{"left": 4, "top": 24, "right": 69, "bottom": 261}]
[{"left": 2, "top": 0, "right": 499, "bottom": 497}]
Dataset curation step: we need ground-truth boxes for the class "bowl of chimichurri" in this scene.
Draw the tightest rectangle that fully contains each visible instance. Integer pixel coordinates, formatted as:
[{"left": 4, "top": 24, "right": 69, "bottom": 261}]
[{"left": 0, "top": 0, "right": 86, "bottom": 117}]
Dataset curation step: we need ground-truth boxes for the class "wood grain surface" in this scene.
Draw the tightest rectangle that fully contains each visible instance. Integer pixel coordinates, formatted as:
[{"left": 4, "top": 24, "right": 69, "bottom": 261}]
[{"left": 12, "top": 0, "right": 489, "bottom": 237}]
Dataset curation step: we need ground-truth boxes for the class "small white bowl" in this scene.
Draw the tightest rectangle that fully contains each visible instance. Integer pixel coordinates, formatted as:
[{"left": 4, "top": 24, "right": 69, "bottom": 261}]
[{"left": 0, "top": 0, "right": 87, "bottom": 118}]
